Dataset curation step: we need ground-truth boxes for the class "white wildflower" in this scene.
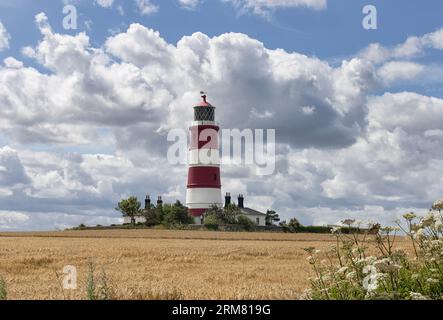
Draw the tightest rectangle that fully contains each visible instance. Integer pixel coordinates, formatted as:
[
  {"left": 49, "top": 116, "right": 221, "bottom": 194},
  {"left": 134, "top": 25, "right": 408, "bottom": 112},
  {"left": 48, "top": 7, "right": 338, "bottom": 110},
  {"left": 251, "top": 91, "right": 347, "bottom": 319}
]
[
  {"left": 346, "top": 271, "right": 356, "bottom": 280},
  {"left": 432, "top": 198, "right": 443, "bottom": 211},
  {"left": 421, "top": 213, "right": 435, "bottom": 228},
  {"left": 426, "top": 278, "right": 439, "bottom": 284},
  {"left": 365, "top": 256, "right": 377, "bottom": 264},
  {"left": 337, "top": 266, "right": 348, "bottom": 274},
  {"left": 410, "top": 292, "right": 429, "bottom": 300},
  {"left": 414, "top": 228, "right": 426, "bottom": 239},
  {"left": 363, "top": 265, "right": 381, "bottom": 293}
]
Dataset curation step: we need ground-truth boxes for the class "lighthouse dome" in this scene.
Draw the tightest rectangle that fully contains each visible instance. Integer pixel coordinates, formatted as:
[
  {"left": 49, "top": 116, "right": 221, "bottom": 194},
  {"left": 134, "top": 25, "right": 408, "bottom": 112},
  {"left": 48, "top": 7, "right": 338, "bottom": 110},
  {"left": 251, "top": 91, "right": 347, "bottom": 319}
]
[{"left": 196, "top": 92, "right": 213, "bottom": 107}]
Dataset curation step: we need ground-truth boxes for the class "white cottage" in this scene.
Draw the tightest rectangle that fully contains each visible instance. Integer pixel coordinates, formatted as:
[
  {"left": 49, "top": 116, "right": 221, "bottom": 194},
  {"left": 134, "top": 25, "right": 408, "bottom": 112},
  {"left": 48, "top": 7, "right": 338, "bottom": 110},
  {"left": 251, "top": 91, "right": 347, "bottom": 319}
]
[{"left": 225, "top": 193, "right": 267, "bottom": 226}]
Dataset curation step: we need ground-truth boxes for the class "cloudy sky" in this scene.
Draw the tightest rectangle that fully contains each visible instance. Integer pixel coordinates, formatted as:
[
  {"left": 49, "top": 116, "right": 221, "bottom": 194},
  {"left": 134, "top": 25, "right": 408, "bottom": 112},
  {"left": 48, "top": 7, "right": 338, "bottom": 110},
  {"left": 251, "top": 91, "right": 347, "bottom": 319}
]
[{"left": 0, "top": 0, "right": 443, "bottom": 231}]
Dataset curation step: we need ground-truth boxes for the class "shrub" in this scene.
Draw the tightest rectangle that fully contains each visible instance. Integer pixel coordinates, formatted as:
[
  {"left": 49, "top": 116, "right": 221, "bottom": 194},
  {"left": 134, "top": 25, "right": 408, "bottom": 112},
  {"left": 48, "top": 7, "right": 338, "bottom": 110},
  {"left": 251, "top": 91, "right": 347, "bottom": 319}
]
[
  {"left": 163, "top": 201, "right": 193, "bottom": 226},
  {"left": 304, "top": 210, "right": 443, "bottom": 300},
  {"left": 237, "top": 215, "right": 256, "bottom": 231},
  {"left": 288, "top": 218, "right": 302, "bottom": 231},
  {"left": 86, "top": 261, "right": 115, "bottom": 300},
  {"left": 297, "top": 226, "right": 332, "bottom": 234},
  {"left": 224, "top": 204, "right": 241, "bottom": 224},
  {"left": 204, "top": 214, "right": 220, "bottom": 230}
]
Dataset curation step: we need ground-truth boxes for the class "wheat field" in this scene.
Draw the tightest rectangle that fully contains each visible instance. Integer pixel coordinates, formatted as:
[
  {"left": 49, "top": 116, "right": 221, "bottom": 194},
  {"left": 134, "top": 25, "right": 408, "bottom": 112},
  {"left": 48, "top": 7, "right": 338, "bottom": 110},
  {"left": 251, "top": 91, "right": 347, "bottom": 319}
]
[{"left": 0, "top": 229, "right": 412, "bottom": 300}]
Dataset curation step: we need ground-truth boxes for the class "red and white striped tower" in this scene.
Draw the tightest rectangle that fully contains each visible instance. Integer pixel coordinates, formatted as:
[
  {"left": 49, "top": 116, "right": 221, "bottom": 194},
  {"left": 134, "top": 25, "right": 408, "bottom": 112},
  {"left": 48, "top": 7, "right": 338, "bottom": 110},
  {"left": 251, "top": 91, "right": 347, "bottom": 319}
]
[{"left": 186, "top": 93, "right": 222, "bottom": 224}]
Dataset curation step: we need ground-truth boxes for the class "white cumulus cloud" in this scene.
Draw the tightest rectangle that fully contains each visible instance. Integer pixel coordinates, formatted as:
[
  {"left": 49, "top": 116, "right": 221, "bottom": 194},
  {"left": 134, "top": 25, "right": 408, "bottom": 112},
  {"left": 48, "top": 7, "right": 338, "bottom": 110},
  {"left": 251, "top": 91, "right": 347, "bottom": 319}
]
[
  {"left": 0, "top": 20, "right": 10, "bottom": 51},
  {"left": 135, "top": 0, "right": 159, "bottom": 15},
  {"left": 95, "top": 0, "right": 115, "bottom": 8}
]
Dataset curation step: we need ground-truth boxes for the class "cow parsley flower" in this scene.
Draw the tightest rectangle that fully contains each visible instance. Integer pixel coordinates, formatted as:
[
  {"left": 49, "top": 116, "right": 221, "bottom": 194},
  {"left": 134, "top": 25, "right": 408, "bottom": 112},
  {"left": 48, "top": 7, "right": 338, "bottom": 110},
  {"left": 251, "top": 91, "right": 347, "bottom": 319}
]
[
  {"left": 331, "top": 227, "right": 341, "bottom": 234},
  {"left": 337, "top": 266, "right": 348, "bottom": 274},
  {"left": 410, "top": 292, "right": 429, "bottom": 300},
  {"left": 426, "top": 278, "right": 439, "bottom": 284},
  {"left": 432, "top": 198, "right": 443, "bottom": 211},
  {"left": 346, "top": 271, "right": 356, "bottom": 280}
]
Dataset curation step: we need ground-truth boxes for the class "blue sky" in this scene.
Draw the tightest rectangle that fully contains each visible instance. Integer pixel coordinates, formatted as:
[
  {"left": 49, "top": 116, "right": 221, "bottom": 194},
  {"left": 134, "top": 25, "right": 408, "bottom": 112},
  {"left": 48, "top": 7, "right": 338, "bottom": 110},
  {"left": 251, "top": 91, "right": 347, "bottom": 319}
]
[
  {"left": 0, "top": 1, "right": 441, "bottom": 58},
  {"left": 1, "top": 1, "right": 443, "bottom": 95},
  {"left": 1, "top": 0, "right": 443, "bottom": 230}
]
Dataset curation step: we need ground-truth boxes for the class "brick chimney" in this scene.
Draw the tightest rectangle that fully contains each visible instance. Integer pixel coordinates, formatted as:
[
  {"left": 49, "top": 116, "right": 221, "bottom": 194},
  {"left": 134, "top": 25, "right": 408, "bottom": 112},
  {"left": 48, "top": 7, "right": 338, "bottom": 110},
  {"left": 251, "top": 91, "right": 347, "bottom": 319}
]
[
  {"left": 157, "top": 196, "right": 163, "bottom": 207},
  {"left": 145, "top": 195, "right": 151, "bottom": 209},
  {"left": 225, "top": 192, "right": 231, "bottom": 207},
  {"left": 238, "top": 194, "right": 244, "bottom": 209}
]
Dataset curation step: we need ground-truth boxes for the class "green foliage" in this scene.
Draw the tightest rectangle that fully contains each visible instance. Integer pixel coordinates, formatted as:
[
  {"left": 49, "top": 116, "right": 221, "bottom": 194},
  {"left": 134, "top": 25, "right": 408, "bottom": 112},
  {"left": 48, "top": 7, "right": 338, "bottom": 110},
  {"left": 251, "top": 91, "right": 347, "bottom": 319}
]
[
  {"left": 163, "top": 201, "right": 193, "bottom": 226},
  {"left": 155, "top": 206, "right": 165, "bottom": 225},
  {"left": 297, "top": 226, "right": 332, "bottom": 234},
  {"left": 142, "top": 207, "right": 159, "bottom": 226},
  {"left": 204, "top": 214, "right": 220, "bottom": 230},
  {"left": 224, "top": 204, "right": 241, "bottom": 224},
  {"left": 0, "top": 275, "right": 7, "bottom": 300},
  {"left": 288, "top": 218, "right": 302, "bottom": 231},
  {"left": 205, "top": 205, "right": 225, "bottom": 223},
  {"left": 116, "top": 197, "right": 141, "bottom": 225},
  {"left": 304, "top": 211, "right": 443, "bottom": 300},
  {"left": 86, "top": 261, "right": 115, "bottom": 300},
  {"left": 86, "top": 261, "right": 96, "bottom": 300},
  {"left": 265, "top": 210, "right": 280, "bottom": 226},
  {"left": 279, "top": 219, "right": 333, "bottom": 234},
  {"left": 237, "top": 215, "right": 255, "bottom": 231},
  {"left": 205, "top": 204, "right": 241, "bottom": 226}
]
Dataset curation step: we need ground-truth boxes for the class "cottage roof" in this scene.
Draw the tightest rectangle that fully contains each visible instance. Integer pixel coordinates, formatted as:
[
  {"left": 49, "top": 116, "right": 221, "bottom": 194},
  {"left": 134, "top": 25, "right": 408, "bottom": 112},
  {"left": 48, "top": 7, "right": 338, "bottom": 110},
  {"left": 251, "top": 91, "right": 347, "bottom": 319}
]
[{"left": 239, "top": 207, "right": 266, "bottom": 216}]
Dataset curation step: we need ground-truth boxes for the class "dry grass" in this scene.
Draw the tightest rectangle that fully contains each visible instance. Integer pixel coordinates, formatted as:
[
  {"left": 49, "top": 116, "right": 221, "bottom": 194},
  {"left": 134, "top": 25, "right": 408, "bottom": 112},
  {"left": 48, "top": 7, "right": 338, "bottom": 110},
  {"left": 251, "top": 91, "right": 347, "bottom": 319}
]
[{"left": 0, "top": 229, "right": 413, "bottom": 300}]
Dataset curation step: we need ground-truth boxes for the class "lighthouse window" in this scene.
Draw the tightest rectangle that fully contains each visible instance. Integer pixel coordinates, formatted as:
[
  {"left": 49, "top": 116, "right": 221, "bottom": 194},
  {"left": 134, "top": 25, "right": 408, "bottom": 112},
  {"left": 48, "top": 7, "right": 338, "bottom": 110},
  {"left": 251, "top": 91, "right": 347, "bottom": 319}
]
[
  {"left": 214, "top": 174, "right": 217, "bottom": 181},
  {"left": 194, "top": 107, "right": 215, "bottom": 121}
]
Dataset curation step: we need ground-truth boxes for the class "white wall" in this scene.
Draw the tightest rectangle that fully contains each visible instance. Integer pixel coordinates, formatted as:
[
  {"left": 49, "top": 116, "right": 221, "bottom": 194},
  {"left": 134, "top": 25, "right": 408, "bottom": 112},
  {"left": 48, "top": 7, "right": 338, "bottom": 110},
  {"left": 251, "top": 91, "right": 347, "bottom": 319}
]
[
  {"left": 123, "top": 216, "right": 146, "bottom": 224},
  {"left": 244, "top": 214, "right": 266, "bottom": 226}
]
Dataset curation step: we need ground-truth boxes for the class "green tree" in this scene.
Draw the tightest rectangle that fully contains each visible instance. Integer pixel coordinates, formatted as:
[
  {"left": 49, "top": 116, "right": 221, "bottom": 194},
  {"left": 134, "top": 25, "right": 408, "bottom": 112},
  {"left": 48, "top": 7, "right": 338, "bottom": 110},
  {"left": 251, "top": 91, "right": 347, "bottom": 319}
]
[
  {"left": 288, "top": 218, "right": 302, "bottom": 232},
  {"left": 224, "top": 204, "right": 241, "bottom": 224},
  {"left": 163, "top": 201, "right": 193, "bottom": 226},
  {"left": 205, "top": 205, "right": 225, "bottom": 222},
  {"left": 116, "top": 197, "right": 141, "bottom": 226},
  {"left": 237, "top": 215, "right": 255, "bottom": 231},
  {"left": 204, "top": 214, "right": 220, "bottom": 230},
  {"left": 155, "top": 205, "right": 165, "bottom": 225},
  {"left": 265, "top": 210, "right": 280, "bottom": 226},
  {"left": 142, "top": 206, "right": 158, "bottom": 226}
]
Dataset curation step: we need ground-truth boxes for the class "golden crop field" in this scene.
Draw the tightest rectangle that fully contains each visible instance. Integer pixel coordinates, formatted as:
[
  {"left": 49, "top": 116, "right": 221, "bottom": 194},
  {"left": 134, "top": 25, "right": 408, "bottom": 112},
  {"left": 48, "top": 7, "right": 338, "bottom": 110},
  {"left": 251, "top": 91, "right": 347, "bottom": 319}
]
[{"left": 0, "top": 230, "right": 413, "bottom": 300}]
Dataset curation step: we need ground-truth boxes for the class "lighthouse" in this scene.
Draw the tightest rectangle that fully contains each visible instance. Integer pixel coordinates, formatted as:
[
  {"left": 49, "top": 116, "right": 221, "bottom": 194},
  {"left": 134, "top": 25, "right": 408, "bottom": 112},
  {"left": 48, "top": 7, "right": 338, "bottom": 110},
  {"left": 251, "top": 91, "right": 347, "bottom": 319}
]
[{"left": 186, "top": 93, "right": 222, "bottom": 224}]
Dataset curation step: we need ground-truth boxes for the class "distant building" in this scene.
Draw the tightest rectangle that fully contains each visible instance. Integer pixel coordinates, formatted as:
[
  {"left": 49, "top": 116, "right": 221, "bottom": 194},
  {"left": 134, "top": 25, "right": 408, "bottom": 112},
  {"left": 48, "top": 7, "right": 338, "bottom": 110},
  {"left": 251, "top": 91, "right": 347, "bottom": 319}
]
[
  {"left": 123, "top": 195, "right": 162, "bottom": 225},
  {"left": 122, "top": 193, "right": 267, "bottom": 227},
  {"left": 224, "top": 193, "right": 267, "bottom": 227}
]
